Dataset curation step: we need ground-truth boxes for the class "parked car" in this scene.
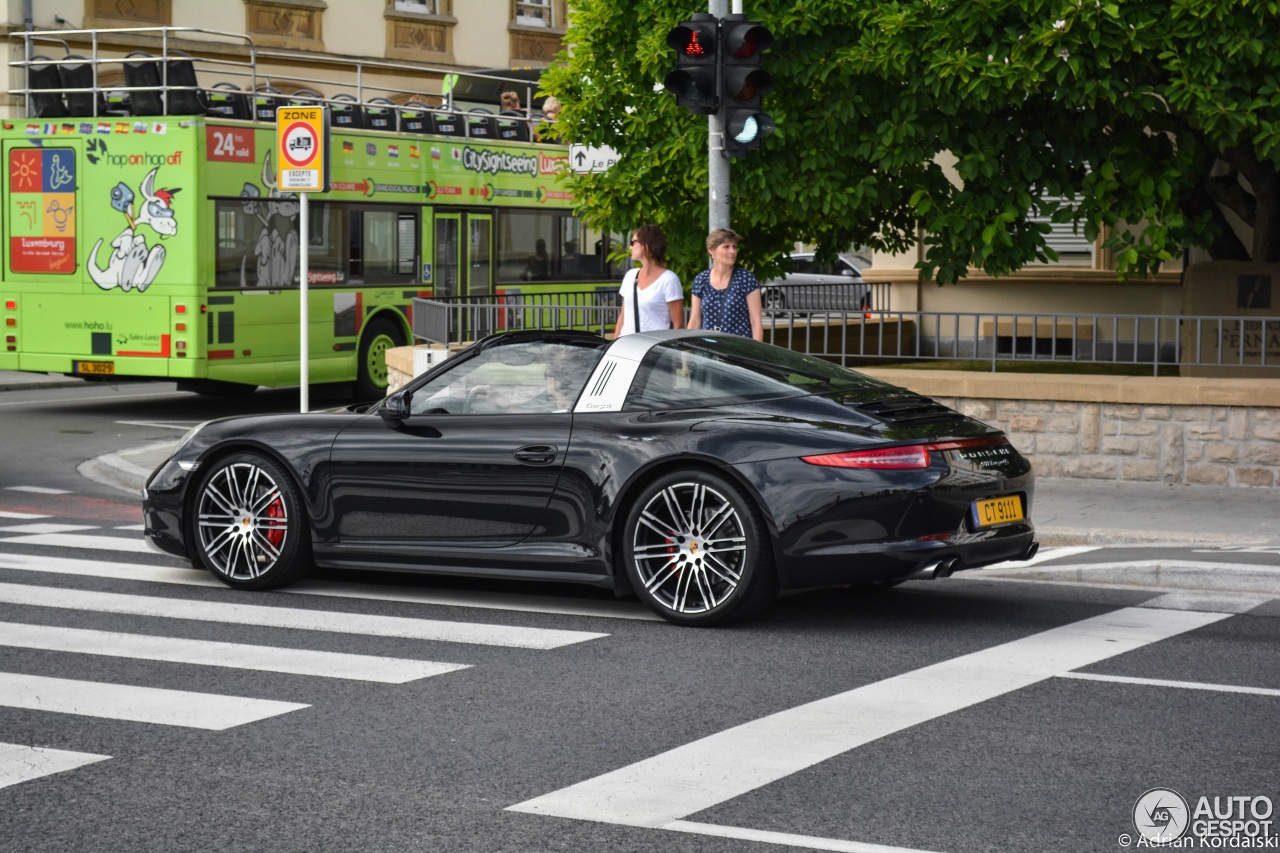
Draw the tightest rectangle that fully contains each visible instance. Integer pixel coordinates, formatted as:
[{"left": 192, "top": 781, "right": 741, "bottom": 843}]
[
  {"left": 761, "top": 252, "right": 873, "bottom": 312},
  {"left": 143, "top": 329, "right": 1037, "bottom": 626}
]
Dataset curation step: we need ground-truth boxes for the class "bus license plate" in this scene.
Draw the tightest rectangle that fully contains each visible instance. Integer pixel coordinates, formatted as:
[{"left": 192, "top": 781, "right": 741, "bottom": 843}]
[
  {"left": 76, "top": 361, "right": 115, "bottom": 375},
  {"left": 971, "top": 495, "right": 1023, "bottom": 528}
]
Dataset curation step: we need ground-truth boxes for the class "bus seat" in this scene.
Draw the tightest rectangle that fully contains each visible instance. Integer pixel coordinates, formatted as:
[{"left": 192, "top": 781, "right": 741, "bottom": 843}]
[
  {"left": 398, "top": 100, "right": 431, "bottom": 134},
  {"left": 495, "top": 110, "right": 530, "bottom": 142},
  {"left": 58, "top": 55, "right": 106, "bottom": 116},
  {"left": 253, "top": 86, "right": 283, "bottom": 122},
  {"left": 123, "top": 52, "right": 164, "bottom": 116},
  {"left": 366, "top": 97, "right": 397, "bottom": 131},
  {"left": 205, "top": 82, "right": 250, "bottom": 120},
  {"left": 465, "top": 109, "right": 495, "bottom": 139},
  {"left": 164, "top": 50, "right": 208, "bottom": 115},
  {"left": 28, "top": 56, "right": 69, "bottom": 118},
  {"left": 427, "top": 110, "right": 464, "bottom": 137},
  {"left": 330, "top": 93, "right": 363, "bottom": 128},
  {"left": 288, "top": 88, "right": 323, "bottom": 107}
]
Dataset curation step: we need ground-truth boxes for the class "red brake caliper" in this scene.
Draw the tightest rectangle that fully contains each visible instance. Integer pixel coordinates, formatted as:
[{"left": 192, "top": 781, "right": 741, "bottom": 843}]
[{"left": 265, "top": 498, "right": 285, "bottom": 548}]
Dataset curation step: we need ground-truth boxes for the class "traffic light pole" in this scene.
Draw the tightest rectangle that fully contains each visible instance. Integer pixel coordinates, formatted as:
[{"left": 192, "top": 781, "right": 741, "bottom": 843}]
[{"left": 707, "top": 0, "right": 730, "bottom": 231}]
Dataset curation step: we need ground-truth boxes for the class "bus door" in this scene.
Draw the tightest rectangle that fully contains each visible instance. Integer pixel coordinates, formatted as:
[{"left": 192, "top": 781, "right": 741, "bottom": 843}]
[{"left": 433, "top": 210, "right": 493, "bottom": 338}]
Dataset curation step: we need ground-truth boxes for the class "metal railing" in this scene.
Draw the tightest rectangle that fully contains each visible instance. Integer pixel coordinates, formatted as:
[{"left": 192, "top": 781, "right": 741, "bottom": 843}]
[
  {"left": 412, "top": 293, "right": 1280, "bottom": 374},
  {"left": 10, "top": 25, "right": 545, "bottom": 131}
]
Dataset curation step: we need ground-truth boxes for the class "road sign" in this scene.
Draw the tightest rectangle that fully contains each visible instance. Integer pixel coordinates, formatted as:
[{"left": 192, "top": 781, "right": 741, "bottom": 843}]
[
  {"left": 276, "top": 106, "right": 329, "bottom": 192},
  {"left": 568, "top": 144, "right": 619, "bottom": 174}
]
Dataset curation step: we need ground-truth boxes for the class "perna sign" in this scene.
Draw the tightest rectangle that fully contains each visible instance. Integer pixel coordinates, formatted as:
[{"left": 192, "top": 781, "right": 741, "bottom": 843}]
[{"left": 276, "top": 106, "right": 330, "bottom": 192}]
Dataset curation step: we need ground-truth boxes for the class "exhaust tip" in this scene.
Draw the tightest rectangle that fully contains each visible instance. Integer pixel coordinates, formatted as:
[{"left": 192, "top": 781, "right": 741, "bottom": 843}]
[{"left": 1023, "top": 541, "right": 1040, "bottom": 562}]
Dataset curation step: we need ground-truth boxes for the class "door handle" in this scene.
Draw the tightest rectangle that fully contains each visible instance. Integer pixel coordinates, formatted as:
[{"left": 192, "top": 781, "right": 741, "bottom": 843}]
[{"left": 514, "top": 445, "right": 557, "bottom": 465}]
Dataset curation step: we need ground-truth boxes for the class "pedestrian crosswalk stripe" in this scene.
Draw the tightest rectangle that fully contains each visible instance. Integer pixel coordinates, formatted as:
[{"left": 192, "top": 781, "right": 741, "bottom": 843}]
[
  {"left": 0, "top": 551, "right": 656, "bottom": 621},
  {"left": 0, "top": 621, "right": 470, "bottom": 684},
  {"left": 0, "top": 582, "right": 608, "bottom": 649},
  {"left": 0, "top": 673, "right": 309, "bottom": 730},
  {"left": 0, "top": 532, "right": 151, "bottom": 553},
  {"left": 0, "top": 742, "right": 110, "bottom": 790},
  {"left": 0, "top": 511, "right": 52, "bottom": 520},
  {"left": 509, "top": 606, "right": 1229, "bottom": 829},
  {"left": 0, "top": 523, "right": 97, "bottom": 534},
  {"left": 4, "top": 486, "right": 71, "bottom": 495}
]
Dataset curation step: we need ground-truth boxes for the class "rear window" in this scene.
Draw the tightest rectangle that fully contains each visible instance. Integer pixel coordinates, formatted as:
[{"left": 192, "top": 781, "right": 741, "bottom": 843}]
[{"left": 628, "top": 336, "right": 888, "bottom": 409}]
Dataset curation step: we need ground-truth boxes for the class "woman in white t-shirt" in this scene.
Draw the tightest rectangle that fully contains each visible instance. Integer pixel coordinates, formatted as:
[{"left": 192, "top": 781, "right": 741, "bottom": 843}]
[{"left": 613, "top": 224, "right": 685, "bottom": 337}]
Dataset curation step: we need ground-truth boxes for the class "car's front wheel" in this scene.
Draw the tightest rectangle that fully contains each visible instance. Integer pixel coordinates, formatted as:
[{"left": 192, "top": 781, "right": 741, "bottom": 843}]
[
  {"left": 622, "top": 470, "right": 777, "bottom": 626},
  {"left": 192, "top": 452, "right": 312, "bottom": 590},
  {"left": 761, "top": 287, "right": 786, "bottom": 313}
]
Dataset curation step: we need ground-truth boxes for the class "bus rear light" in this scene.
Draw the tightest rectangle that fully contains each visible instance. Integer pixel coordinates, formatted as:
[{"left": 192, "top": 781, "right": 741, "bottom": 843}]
[
  {"left": 4, "top": 318, "right": 14, "bottom": 327},
  {"left": 175, "top": 323, "right": 187, "bottom": 331},
  {"left": 4, "top": 300, "right": 15, "bottom": 310},
  {"left": 175, "top": 305, "right": 187, "bottom": 314},
  {"left": 802, "top": 445, "right": 931, "bottom": 469},
  {"left": 5, "top": 335, "right": 15, "bottom": 343},
  {"left": 200, "top": 305, "right": 208, "bottom": 313},
  {"left": 175, "top": 341, "right": 186, "bottom": 350}
]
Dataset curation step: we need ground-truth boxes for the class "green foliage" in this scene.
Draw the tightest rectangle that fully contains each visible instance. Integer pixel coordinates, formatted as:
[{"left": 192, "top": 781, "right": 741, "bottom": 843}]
[{"left": 544, "top": 0, "right": 1280, "bottom": 284}]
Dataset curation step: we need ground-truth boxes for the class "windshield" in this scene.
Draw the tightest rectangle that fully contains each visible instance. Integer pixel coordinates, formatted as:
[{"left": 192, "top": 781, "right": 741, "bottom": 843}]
[{"left": 627, "top": 336, "right": 890, "bottom": 409}]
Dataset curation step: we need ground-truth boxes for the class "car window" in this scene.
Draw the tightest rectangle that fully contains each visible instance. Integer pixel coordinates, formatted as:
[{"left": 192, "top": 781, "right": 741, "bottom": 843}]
[
  {"left": 788, "top": 257, "right": 812, "bottom": 275},
  {"left": 408, "top": 341, "right": 602, "bottom": 415},
  {"left": 629, "top": 336, "right": 889, "bottom": 409}
]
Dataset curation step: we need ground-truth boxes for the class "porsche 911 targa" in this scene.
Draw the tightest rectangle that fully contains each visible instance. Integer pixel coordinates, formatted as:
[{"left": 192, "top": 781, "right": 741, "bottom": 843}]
[{"left": 144, "top": 329, "right": 1037, "bottom": 625}]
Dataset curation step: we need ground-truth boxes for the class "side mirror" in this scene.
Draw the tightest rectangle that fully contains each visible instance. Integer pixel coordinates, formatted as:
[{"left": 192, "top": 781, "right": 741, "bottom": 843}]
[
  {"left": 839, "top": 267, "right": 857, "bottom": 278},
  {"left": 379, "top": 390, "right": 409, "bottom": 423}
]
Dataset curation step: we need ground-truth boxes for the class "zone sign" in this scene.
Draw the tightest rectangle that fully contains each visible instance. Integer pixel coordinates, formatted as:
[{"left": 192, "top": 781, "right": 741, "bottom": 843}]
[{"left": 276, "top": 106, "right": 329, "bottom": 192}]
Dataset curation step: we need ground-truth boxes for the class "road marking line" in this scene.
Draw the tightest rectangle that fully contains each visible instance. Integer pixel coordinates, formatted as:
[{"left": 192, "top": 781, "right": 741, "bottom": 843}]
[
  {"left": 0, "top": 552, "right": 657, "bottom": 621},
  {"left": 0, "top": 532, "right": 151, "bottom": 553},
  {"left": 0, "top": 742, "right": 111, "bottom": 790},
  {"left": 114, "top": 524, "right": 146, "bottom": 531},
  {"left": 509, "top": 607, "right": 1227, "bottom": 829},
  {"left": 0, "top": 672, "right": 309, "bottom": 730},
  {"left": 0, "top": 511, "right": 52, "bottom": 520},
  {"left": 0, "top": 621, "right": 470, "bottom": 684},
  {"left": 1057, "top": 671, "right": 1280, "bottom": 697},
  {"left": 0, "top": 523, "right": 97, "bottom": 535},
  {"left": 666, "top": 821, "right": 942, "bottom": 853},
  {"left": 287, "top": 580, "right": 663, "bottom": 621},
  {"left": 985, "top": 545, "right": 1099, "bottom": 568},
  {"left": 4, "top": 486, "right": 70, "bottom": 495},
  {"left": 0, "top": 582, "right": 608, "bottom": 649}
]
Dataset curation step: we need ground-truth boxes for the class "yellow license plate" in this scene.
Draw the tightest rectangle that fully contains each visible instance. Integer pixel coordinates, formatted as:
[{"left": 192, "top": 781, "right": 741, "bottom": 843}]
[
  {"left": 971, "top": 495, "right": 1024, "bottom": 528},
  {"left": 76, "top": 360, "right": 115, "bottom": 375}
]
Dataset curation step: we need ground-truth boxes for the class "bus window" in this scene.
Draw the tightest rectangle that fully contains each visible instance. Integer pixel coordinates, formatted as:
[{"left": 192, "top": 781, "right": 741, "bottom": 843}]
[{"left": 495, "top": 209, "right": 619, "bottom": 283}]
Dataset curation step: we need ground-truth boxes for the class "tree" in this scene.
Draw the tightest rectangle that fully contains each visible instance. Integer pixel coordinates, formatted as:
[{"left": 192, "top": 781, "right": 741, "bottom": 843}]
[{"left": 541, "top": 0, "right": 1280, "bottom": 284}]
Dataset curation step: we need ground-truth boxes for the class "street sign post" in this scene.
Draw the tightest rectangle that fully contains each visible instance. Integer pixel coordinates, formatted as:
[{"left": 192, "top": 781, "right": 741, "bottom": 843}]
[{"left": 276, "top": 107, "right": 330, "bottom": 412}]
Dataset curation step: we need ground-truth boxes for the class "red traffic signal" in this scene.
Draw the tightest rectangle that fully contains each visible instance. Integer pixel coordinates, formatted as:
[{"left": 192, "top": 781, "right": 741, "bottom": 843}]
[{"left": 664, "top": 13, "right": 719, "bottom": 115}]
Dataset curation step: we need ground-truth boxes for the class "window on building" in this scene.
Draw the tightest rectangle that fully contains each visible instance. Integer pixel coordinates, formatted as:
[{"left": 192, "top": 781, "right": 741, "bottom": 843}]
[
  {"left": 515, "top": 0, "right": 554, "bottom": 27},
  {"left": 394, "top": 0, "right": 440, "bottom": 13}
]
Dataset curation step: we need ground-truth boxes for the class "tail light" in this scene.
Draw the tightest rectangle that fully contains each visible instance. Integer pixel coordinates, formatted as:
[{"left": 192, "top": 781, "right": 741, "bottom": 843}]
[{"left": 802, "top": 436, "right": 1010, "bottom": 470}]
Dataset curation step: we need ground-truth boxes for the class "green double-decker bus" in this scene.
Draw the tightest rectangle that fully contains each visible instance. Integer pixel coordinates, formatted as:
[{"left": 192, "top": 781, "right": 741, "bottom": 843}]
[{"left": 2, "top": 29, "right": 618, "bottom": 399}]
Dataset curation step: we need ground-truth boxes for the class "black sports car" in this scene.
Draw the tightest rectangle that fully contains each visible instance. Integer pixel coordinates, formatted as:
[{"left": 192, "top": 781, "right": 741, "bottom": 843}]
[{"left": 144, "top": 329, "right": 1037, "bottom": 626}]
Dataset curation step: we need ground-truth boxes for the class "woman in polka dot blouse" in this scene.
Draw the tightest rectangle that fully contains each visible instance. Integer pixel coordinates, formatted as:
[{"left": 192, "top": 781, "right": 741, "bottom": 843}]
[{"left": 688, "top": 228, "right": 764, "bottom": 340}]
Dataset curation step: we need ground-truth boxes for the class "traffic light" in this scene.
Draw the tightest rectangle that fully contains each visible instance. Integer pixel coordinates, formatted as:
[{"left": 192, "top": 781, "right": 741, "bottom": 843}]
[
  {"left": 719, "top": 15, "right": 774, "bottom": 156},
  {"left": 664, "top": 13, "right": 719, "bottom": 115}
]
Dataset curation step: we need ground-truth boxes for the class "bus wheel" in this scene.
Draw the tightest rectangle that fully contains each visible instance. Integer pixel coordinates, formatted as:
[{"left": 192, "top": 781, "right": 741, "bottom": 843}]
[{"left": 355, "top": 318, "right": 405, "bottom": 401}]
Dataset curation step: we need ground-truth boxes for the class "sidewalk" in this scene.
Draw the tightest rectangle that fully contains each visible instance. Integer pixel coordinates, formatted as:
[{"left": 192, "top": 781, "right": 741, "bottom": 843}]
[{"left": 0, "top": 370, "right": 88, "bottom": 392}]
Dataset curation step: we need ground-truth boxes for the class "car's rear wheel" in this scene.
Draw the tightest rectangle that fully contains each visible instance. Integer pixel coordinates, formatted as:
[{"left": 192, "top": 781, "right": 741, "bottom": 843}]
[
  {"left": 623, "top": 470, "right": 777, "bottom": 626},
  {"left": 192, "top": 452, "right": 312, "bottom": 590},
  {"left": 761, "top": 287, "right": 786, "bottom": 313}
]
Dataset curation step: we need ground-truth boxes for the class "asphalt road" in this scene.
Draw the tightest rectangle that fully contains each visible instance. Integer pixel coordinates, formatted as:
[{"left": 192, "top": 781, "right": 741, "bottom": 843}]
[{"left": 1, "top": 381, "right": 1277, "bottom": 852}]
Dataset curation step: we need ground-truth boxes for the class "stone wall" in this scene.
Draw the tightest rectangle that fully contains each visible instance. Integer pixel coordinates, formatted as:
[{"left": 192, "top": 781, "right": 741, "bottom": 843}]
[{"left": 862, "top": 369, "right": 1280, "bottom": 489}]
